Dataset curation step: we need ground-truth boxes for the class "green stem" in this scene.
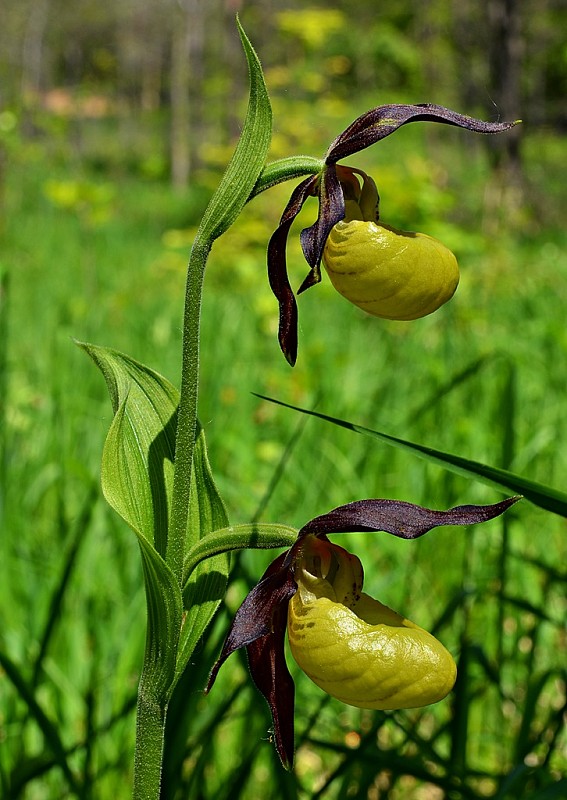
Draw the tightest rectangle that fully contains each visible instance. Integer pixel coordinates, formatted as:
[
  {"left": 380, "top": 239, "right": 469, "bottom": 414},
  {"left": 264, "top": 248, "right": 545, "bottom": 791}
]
[
  {"left": 132, "top": 235, "right": 211, "bottom": 800},
  {"left": 131, "top": 21, "right": 324, "bottom": 797},
  {"left": 166, "top": 158, "right": 321, "bottom": 583},
  {"left": 167, "top": 236, "right": 211, "bottom": 584},
  {"left": 183, "top": 523, "right": 298, "bottom": 587},
  {"left": 133, "top": 686, "right": 167, "bottom": 800},
  {"left": 146, "top": 153, "right": 319, "bottom": 795},
  {"left": 250, "top": 156, "right": 323, "bottom": 197}
]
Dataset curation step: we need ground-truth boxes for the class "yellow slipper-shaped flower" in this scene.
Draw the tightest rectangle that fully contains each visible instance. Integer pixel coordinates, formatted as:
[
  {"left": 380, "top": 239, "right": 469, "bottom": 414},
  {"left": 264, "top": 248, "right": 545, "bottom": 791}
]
[
  {"left": 267, "top": 108, "right": 516, "bottom": 363},
  {"left": 207, "top": 497, "right": 518, "bottom": 767},
  {"left": 288, "top": 538, "right": 457, "bottom": 709},
  {"left": 322, "top": 219, "right": 460, "bottom": 321}
]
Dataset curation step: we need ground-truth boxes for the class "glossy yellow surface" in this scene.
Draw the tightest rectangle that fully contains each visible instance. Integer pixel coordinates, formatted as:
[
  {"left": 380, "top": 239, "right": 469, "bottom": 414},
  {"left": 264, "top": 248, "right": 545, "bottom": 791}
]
[
  {"left": 288, "top": 538, "right": 456, "bottom": 710},
  {"left": 322, "top": 219, "right": 459, "bottom": 320}
]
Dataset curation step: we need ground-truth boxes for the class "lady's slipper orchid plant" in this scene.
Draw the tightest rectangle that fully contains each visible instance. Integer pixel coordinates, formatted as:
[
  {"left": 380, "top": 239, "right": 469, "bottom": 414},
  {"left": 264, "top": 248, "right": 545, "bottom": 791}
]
[
  {"left": 267, "top": 104, "right": 518, "bottom": 365},
  {"left": 206, "top": 495, "right": 519, "bottom": 769}
]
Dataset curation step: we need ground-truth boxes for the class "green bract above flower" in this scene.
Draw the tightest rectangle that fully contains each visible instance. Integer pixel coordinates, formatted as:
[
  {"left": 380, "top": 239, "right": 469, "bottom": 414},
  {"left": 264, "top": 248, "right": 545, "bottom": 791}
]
[
  {"left": 267, "top": 103, "right": 518, "bottom": 365},
  {"left": 205, "top": 495, "right": 519, "bottom": 769}
]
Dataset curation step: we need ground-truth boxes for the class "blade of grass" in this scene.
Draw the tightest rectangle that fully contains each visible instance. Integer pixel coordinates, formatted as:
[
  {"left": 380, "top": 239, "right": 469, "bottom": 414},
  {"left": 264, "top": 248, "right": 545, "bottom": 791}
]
[
  {"left": 497, "top": 363, "right": 516, "bottom": 668},
  {"left": 408, "top": 353, "right": 503, "bottom": 424},
  {"left": 308, "top": 727, "right": 479, "bottom": 800},
  {"left": 539, "top": 691, "right": 567, "bottom": 772},
  {"left": 450, "top": 639, "right": 471, "bottom": 780},
  {"left": 7, "top": 691, "right": 138, "bottom": 797},
  {"left": 164, "top": 681, "right": 246, "bottom": 800},
  {"left": 509, "top": 551, "right": 567, "bottom": 584},
  {"left": 8, "top": 753, "right": 63, "bottom": 798},
  {"left": 251, "top": 410, "right": 310, "bottom": 524},
  {"left": 32, "top": 482, "right": 98, "bottom": 688},
  {"left": 513, "top": 670, "right": 560, "bottom": 765},
  {"left": 0, "top": 648, "right": 80, "bottom": 794},
  {"left": 494, "top": 764, "right": 534, "bottom": 799},
  {"left": 254, "top": 394, "right": 567, "bottom": 517}
]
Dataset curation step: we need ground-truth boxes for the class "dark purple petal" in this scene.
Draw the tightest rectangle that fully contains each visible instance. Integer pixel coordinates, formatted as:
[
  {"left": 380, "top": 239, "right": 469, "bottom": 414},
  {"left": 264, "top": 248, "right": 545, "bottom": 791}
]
[
  {"left": 205, "top": 552, "right": 296, "bottom": 692},
  {"left": 298, "top": 496, "right": 520, "bottom": 540},
  {"left": 268, "top": 174, "right": 319, "bottom": 366},
  {"left": 297, "top": 164, "right": 345, "bottom": 294},
  {"left": 326, "top": 103, "right": 519, "bottom": 163},
  {"left": 246, "top": 598, "right": 295, "bottom": 769}
]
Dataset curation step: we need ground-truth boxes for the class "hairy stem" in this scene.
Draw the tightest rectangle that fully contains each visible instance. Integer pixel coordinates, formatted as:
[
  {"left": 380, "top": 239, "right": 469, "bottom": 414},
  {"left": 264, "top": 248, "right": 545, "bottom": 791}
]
[
  {"left": 133, "top": 687, "right": 167, "bottom": 800},
  {"left": 167, "top": 237, "right": 211, "bottom": 584}
]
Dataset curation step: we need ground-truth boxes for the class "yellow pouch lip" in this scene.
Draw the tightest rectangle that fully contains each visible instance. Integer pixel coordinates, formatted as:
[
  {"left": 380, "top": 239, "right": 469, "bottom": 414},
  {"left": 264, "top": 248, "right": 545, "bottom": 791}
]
[
  {"left": 288, "top": 552, "right": 457, "bottom": 711},
  {"left": 322, "top": 219, "right": 459, "bottom": 320}
]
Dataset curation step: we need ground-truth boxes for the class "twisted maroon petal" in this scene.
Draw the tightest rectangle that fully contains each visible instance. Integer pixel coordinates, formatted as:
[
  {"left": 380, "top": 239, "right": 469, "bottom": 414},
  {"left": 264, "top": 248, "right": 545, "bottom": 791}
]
[
  {"left": 267, "top": 174, "right": 319, "bottom": 365},
  {"left": 298, "top": 496, "right": 520, "bottom": 540},
  {"left": 205, "top": 552, "right": 296, "bottom": 691},
  {"left": 326, "top": 103, "right": 518, "bottom": 163},
  {"left": 297, "top": 164, "right": 345, "bottom": 294},
  {"left": 246, "top": 597, "right": 295, "bottom": 769}
]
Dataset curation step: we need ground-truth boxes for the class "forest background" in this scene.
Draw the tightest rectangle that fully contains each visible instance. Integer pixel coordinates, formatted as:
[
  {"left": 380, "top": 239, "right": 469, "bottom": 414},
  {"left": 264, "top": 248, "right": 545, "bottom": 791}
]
[{"left": 1, "top": 0, "right": 566, "bottom": 798}]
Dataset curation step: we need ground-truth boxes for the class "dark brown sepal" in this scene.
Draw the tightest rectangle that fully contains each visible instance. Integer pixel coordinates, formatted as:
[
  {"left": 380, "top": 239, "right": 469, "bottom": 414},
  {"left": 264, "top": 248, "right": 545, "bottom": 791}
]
[
  {"left": 298, "top": 496, "right": 521, "bottom": 540},
  {"left": 298, "top": 164, "right": 345, "bottom": 291},
  {"left": 246, "top": 599, "right": 296, "bottom": 770},
  {"left": 205, "top": 553, "right": 296, "bottom": 691},
  {"left": 327, "top": 103, "right": 518, "bottom": 164},
  {"left": 267, "top": 174, "right": 319, "bottom": 365}
]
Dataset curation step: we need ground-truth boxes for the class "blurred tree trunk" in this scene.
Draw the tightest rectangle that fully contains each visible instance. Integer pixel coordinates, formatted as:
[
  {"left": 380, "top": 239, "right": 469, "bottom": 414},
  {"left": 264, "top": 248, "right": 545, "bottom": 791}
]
[
  {"left": 221, "top": 0, "right": 245, "bottom": 141},
  {"left": 170, "top": 0, "right": 205, "bottom": 188},
  {"left": 451, "top": 0, "right": 484, "bottom": 110},
  {"left": 449, "top": 0, "right": 530, "bottom": 228},
  {"left": 484, "top": 0, "right": 526, "bottom": 226},
  {"left": 486, "top": 0, "right": 524, "bottom": 177},
  {"left": 20, "top": 0, "right": 51, "bottom": 138},
  {"left": 20, "top": 0, "right": 51, "bottom": 99},
  {"left": 140, "top": 37, "right": 164, "bottom": 112}
]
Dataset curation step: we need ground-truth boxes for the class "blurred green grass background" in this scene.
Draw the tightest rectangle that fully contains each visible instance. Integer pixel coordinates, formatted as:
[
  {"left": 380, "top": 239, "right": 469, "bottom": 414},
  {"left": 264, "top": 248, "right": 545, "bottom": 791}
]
[{"left": 1, "top": 3, "right": 566, "bottom": 798}]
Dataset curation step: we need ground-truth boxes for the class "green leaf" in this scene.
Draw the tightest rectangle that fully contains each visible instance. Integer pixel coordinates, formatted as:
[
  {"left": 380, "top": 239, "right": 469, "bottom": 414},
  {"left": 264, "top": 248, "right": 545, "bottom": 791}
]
[
  {"left": 79, "top": 342, "right": 178, "bottom": 555},
  {"left": 175, "top": 522, "right": 297, "bottom": 688},
  {"left": 197, "top": 17, "right": 272, "bottom": 243},
  {"left": 80, "top": 342, "right": 233, "bottom": 682},
  {"left": 187, "top": 423, "right": 230, "bottom": 551},
  {"left": 79, "top": 343, "right": 183, "bottom": 699},
  {"left": 254, "top": 395, "right": 567, "bottom": 518},
  {"left": 137, "top": 535, "right": 183, "bottom": 702},
  {"left": 175, "top": 423, "right": 231, "bottom": 679}
]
